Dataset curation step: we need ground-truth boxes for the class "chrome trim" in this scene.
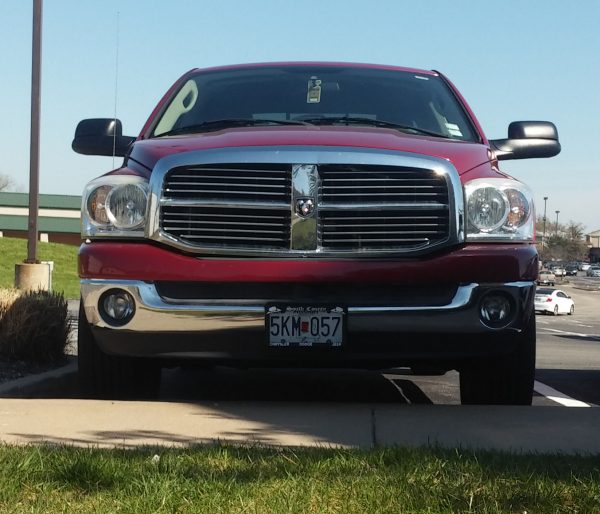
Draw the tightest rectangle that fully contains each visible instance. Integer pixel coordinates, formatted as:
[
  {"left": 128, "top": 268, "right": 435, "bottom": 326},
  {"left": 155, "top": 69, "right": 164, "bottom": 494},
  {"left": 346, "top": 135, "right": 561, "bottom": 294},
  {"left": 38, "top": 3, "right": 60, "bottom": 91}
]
[
  {"left": 348, "top": 284, "right": 477, "bottom": 313},
  {"left": 81, "top": 280, "right": 264, "bottom": 332},
  {"left": 291, "top": 164, "right": 318, "bottom": 250},
  {"left": 146, "top": 146, "right": 465, "bottom": 257},
  {"left": 319, "top": 202, "right": 449, "bottom": 211},
  {"left": 81, "top": 280, "right": 534, "bottom": 335}
]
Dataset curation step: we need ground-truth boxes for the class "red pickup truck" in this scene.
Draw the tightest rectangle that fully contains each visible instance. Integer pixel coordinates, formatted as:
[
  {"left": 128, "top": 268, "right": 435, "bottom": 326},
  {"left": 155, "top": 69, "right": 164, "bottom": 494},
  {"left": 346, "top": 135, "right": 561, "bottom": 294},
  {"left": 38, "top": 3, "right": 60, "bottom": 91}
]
[{"left": 73, "top": 62, "right": 560, "bottom": 404}]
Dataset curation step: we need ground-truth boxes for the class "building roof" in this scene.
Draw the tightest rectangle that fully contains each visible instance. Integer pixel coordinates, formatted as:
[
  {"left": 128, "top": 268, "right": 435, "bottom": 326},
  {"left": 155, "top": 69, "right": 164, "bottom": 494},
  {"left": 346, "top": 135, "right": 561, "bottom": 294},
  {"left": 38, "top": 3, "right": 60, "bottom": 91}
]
[
  {"left": 0, "top": 215, "right": 80, "bottom": 233},
  {"left": 0, "top": 192, "right": 82, "bottom": 234},
  {"left": 0, "top": 192, "right": 81, "bottom": 210}
]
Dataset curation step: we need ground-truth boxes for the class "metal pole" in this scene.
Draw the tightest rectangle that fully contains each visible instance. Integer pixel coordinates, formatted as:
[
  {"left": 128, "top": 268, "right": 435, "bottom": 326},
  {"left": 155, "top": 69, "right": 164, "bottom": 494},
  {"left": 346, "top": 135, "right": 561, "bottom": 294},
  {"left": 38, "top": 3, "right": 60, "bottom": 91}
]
[
  {"left": 555, "top": 210, "right": 560, "bottom": 235},
  {"left": 26, "top": 0, "right": 42, "bottom": 264},
  {"left": 542, "top": 196, "right": 548, "bottom": 257}
]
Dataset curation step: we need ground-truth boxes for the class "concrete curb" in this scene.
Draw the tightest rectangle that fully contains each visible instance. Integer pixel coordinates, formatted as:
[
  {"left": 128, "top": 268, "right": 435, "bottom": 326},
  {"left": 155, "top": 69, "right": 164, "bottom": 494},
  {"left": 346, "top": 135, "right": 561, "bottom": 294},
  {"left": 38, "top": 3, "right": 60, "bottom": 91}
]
[{"left": 0, "top": 358, "right": 78, "bottom": 398}]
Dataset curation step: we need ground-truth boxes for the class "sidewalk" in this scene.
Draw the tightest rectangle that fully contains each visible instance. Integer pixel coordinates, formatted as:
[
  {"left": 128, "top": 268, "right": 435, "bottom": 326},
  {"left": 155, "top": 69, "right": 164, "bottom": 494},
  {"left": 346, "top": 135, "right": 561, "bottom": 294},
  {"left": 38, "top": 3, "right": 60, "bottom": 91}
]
[
  {"left": 1, "top": 324, "right": 598, "bottom": 455},
  {"left": 1, "top": 397, "right": 599, "bottom": 453}
]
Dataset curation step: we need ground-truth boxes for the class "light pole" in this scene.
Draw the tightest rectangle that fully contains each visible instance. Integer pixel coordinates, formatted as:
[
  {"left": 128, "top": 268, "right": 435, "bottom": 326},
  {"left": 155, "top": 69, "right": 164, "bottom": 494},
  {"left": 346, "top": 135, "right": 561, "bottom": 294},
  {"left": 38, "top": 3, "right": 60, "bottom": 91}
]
[
  {"left": 555, "top": 210, "right": 560, "bottom": 235},
  {"left": 542, "top": 196, "right": 548, "bottom": 258},
  {"left": 14, "top": 0, "right": 50, "bottom": 292}
]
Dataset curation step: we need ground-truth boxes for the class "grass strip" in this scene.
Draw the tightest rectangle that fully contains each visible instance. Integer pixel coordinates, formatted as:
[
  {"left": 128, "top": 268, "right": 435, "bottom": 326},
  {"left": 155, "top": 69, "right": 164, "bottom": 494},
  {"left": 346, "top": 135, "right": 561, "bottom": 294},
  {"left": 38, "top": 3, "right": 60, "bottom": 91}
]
[
  {"left": 0, "top": 445, "right": 598, "bottom": 513},
  {"left": 0, "top": 237, "right": 79, "bottom": 299}
]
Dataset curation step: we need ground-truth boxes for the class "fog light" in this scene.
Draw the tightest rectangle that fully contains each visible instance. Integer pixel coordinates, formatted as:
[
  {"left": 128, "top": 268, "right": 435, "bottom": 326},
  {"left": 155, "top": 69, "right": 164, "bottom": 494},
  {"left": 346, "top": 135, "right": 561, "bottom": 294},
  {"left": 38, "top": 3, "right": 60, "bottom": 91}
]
[
  {"left": 479, "top": 293, "right": 512, "bottom": 328},
  {"left": 99, "top": 289, "right": 135, "bottom": 326}
]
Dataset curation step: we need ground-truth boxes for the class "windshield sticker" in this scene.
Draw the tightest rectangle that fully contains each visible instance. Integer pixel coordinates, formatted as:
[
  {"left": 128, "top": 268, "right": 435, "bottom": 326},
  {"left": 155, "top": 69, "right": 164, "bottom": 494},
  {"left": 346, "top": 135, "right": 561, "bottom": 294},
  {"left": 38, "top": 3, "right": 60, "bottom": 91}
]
[
  {"left": 307, "top": 77, "right": 322, "bottom": 103},
  {"left": 445, "top": 122, "right": 463, "bottom": 137}
]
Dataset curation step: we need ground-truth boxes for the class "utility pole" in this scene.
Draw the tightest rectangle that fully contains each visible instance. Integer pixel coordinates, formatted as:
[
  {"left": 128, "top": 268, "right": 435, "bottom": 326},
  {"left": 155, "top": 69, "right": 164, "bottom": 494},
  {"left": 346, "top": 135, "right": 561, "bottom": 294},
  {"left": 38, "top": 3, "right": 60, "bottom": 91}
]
[
  {"left": 555, "top": 210, "right": 560, "bottom": 235},
  {"left": 27, "top": 0, "right": 42, "bottom": 264},
  {"left": 542, "top": 196, "right": 548, "bottom": 258},
  {"left": 15, "top": 0, "right": 51, "bottom": 291}
]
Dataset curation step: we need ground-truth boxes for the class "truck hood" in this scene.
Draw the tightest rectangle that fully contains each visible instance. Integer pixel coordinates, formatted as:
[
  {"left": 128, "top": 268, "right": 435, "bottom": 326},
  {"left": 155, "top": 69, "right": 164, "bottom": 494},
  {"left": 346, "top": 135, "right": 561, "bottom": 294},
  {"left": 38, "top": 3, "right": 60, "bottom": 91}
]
[{"left": 128, "top": 126, "right": 491, "bottom": 175}]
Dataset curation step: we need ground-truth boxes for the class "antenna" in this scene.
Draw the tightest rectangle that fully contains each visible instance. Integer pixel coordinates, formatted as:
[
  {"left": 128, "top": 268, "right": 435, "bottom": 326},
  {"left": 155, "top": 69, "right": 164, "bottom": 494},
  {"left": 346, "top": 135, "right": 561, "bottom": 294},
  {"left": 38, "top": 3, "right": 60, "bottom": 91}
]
[{"left": 112, "top": 11, "right": 120, "bottom": 168}]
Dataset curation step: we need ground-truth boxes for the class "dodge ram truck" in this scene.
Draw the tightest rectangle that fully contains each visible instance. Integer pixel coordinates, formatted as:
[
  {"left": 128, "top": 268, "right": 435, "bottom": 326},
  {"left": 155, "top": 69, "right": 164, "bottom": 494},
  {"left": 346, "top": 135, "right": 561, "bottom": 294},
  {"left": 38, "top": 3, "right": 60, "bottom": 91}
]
[{"left": 73, "top": 62, "right": 560, "bottom": 404}]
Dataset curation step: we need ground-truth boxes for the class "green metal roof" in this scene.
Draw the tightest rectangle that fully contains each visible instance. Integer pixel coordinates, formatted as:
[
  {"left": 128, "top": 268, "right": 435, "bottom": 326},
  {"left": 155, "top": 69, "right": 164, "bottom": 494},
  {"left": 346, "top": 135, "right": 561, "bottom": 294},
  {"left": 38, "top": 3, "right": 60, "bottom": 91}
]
[
  {"left": 0, "top": 215, "right": 80, "bottom": 233},
  {"left": 0, "top": 192, "right": 81, "bottom": 210}
]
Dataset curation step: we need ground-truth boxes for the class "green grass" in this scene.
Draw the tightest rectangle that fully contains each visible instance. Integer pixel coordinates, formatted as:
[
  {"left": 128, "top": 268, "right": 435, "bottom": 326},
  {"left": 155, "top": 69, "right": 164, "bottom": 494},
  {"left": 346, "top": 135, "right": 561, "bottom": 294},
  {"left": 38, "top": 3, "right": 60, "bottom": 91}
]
[
  {"left": 0, "top": 445, "right": 599, "bottom": 513},
  {"left": 0, "top": 237, "right": 79, "bottom": 299}
]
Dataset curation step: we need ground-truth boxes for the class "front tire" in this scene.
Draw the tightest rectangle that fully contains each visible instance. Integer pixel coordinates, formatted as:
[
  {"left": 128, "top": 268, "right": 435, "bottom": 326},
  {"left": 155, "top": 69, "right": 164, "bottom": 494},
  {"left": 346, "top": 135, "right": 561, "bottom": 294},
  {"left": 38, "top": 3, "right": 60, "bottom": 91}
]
[
  {"left": 460, "top": 313, "right": 536, "bottom": 405},
  {"left": 78, "top": 302, "right": 161, "bottom": 399}
]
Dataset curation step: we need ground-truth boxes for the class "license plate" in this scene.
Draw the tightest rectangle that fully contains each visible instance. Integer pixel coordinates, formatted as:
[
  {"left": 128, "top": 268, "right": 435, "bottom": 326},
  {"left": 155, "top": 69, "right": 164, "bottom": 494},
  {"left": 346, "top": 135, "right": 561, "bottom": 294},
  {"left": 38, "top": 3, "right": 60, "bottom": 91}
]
[{"left": 266, "top": 305, "right": 345, "bottom": 347}]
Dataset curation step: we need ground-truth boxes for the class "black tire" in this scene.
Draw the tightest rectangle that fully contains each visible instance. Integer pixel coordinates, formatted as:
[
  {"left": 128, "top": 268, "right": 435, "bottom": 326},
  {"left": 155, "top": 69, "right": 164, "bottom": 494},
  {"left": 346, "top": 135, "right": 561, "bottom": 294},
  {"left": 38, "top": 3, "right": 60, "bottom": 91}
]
[
  {"left": 78, "top": 302, "right": 161, "bottom": 399},
  {"left": 553, "top": 305, "right": 559, "bottom": 316},
  {"left": 459, "top": 313, "right": 536, "bottom": 405},
  {"left": 569, "top": 305, "right": 574, "bottom": 316}
]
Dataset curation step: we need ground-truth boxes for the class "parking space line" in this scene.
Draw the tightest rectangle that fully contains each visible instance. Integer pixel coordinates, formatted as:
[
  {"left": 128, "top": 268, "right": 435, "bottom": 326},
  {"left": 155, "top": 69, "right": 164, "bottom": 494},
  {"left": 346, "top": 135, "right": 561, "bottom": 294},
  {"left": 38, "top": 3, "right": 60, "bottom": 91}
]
[
  {"left": 540, "top": 328, "right": 600, "bottom": 340},
  {"left": 534, "top": 381, "right": 596, "bottom": 408},
  {"left": 382, "top": 375, "right": 411, "bottom": 403}
]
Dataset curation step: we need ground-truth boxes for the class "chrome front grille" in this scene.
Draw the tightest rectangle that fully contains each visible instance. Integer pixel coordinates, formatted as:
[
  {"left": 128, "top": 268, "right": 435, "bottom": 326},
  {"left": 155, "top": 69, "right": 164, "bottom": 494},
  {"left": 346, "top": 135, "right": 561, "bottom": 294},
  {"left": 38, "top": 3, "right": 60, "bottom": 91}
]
[
  {"left": 153, "top": 147, "right": 462, "bottom": 256},
  {"left": 318, "top": 165, "right": 449, "bottom": 250}
]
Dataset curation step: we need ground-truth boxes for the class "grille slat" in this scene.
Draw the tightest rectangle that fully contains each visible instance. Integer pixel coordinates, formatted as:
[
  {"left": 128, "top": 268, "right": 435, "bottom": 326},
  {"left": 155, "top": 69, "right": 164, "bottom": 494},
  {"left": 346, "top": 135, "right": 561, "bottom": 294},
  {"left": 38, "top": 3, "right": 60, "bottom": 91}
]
[{"left": 165, "top": 188, "right": 286, "bottom": 196}]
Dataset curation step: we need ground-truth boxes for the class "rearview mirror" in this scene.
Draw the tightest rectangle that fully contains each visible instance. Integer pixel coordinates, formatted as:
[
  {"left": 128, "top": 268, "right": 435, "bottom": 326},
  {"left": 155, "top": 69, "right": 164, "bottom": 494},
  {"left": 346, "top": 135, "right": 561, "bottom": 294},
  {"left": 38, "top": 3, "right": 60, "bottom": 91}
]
[
  {"left": 72, "top": 118, "right": 135, "bottom": 157},
  {"left": 490, "top": 121, "right": 560, "bottom": 161}
]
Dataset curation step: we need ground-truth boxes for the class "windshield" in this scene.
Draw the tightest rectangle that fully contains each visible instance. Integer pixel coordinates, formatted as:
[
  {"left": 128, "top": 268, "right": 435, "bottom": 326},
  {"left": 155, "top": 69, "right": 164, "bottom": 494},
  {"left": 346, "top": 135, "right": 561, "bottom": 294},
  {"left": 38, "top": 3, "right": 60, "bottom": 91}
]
[{"left": 151, "top": 65, "right": 479, "bottom": 142}]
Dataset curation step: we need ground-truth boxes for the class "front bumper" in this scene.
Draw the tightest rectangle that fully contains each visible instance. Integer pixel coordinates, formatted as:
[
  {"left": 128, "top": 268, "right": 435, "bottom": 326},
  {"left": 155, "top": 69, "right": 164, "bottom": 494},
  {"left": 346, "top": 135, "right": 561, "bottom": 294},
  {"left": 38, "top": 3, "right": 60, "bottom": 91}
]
[
  {"left": 79, "top": 241, "right": 538, "bottom": 366},
  {"left": 82, "top": 279, "right": 535, "bottom": 365}
]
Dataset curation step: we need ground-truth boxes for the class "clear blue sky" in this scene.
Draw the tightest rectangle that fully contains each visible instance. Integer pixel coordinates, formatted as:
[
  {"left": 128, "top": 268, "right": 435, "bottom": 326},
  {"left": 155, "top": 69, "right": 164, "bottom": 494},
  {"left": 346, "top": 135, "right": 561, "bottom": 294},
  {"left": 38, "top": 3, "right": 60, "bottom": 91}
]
[{"left": 1, "top": 0, "right": 599, "bottom": 230}]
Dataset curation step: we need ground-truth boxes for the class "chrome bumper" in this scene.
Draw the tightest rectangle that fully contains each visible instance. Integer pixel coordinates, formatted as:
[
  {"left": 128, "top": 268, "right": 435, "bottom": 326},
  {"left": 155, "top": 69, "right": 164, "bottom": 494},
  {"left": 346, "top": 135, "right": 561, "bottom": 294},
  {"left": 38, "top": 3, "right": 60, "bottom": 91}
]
[{"left": 81, "top": 279, "right": 535, "bottom": 335}]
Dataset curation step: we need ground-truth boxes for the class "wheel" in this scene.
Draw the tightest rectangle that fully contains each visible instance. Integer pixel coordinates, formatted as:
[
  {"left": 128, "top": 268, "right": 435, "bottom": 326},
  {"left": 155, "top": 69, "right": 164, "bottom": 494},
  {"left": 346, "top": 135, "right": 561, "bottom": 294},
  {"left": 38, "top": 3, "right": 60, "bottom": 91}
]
[
  {"left": 460, "top": 313, "right": 536, "bottom": 405},
  {"left": 78, "top": 302, "right": 161, "bottom": 399},
  {"left": 569, "top": 305, "right": 574, "bottom": 315},
  {"left": 553, "top": 305, "right": 559, "bottom": 316}
]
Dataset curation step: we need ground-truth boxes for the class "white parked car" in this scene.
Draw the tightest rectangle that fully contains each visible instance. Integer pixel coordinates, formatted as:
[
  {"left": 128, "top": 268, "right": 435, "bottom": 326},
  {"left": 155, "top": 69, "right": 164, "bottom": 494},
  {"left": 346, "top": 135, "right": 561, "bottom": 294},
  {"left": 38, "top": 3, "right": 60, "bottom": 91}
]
[
  {"left": 534, "top": 288, "right": 574, "bottom": 316},
  {"left": 579, "top": 263, "right": 591, "bottom": 271},
  {"left": 586, "top": 266, "right": 600, "bottom": 277}
]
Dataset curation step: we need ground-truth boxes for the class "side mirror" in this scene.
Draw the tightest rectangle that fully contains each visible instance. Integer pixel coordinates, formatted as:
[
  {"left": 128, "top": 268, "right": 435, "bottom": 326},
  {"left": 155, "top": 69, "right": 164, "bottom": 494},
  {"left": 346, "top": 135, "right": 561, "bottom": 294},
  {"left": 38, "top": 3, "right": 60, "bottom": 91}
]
[
  {"left": 72, "top": 118, "right": 135, "bottom": 157},
  {"left": 489, "top": 121, "right": 560, "bottom": 161}
]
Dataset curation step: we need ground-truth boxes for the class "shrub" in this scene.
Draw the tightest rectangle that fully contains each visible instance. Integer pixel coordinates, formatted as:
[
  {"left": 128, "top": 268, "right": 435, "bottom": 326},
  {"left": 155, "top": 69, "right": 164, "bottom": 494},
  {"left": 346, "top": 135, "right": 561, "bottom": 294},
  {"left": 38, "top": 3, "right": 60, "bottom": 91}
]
[{"left": 0, "top": 289, "right": 70, "bottom": 362}]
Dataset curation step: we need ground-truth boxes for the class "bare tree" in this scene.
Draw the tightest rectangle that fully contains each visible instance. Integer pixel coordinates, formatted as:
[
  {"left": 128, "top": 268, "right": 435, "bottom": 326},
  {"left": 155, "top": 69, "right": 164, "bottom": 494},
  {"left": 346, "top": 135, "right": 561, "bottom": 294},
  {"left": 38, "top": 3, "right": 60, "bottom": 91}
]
[
  {"left": 565, "top": 221, "right": 585, "bottom": 241},
  {"left": 0, "top": 174, "right": 13, "bottom": 191}
]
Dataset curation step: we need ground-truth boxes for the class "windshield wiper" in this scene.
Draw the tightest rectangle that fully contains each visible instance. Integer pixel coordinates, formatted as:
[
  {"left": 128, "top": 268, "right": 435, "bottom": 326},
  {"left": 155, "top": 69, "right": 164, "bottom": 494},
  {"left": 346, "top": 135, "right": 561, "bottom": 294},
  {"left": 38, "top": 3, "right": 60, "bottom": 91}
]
[
  {"left": 155, "top": 118, "right": 309, "bottom": 137},
  {"left": 297, "top": 116, "right": 452, "bottom": 139}
]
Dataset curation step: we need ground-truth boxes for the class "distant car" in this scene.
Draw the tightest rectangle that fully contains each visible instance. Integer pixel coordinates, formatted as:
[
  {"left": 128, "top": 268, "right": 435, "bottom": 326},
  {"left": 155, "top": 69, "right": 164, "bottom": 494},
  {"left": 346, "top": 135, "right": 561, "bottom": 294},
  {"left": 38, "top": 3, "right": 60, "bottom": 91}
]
[
  {"left": 534, "top": 288, "right": 574, "bottom": 316},
  {"left": 586, "top": 266, "right": 600, "bottom": 277},
  {"left": 579, "top": 263, "right": 591, "bottom": 271},
  {"left": 565, "top": 264, "right": 578, "bottom": 276},
  {"left": 537, "top": 270, "right": 556, "bottom": 286},
  {"left": 550, "top": 266, "right": 566, "bottom": 277}
]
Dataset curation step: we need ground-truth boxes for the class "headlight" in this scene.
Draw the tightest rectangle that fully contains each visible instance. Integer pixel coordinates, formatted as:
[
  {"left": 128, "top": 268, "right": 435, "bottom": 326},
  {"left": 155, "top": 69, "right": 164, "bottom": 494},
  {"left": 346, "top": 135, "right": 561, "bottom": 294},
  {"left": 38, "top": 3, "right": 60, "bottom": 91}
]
[
  {"left": 82, "top": 176, "right": 149, "bottom": 237},
  {"left": 465, "top": 178, "right": 534, "bottom": 241},
  {"left": 106, "top": 183, "right": 148, "bottom": 229}
]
